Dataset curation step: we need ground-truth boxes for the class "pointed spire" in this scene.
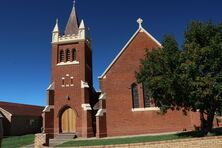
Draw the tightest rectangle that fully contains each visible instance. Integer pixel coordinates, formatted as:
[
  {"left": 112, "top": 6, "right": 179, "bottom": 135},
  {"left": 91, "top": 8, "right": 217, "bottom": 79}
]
[
  {"left": 53, "top": 19, "right": 59, "bottom": 32},
  {"left": 79, "top": 20, "right": 85, "bottom": 29},
  {"left": 65, "top": 3, "right": 79, "bottom": 35}
]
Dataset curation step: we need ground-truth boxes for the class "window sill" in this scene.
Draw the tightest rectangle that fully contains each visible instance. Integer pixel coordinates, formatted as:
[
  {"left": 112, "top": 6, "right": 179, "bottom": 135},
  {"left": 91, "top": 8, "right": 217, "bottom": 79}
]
[
  {"left": 57, "top": 61, "right": 79, "bottom": 66},
  {"left": 131, "top": 107, "right": 160, "bottom": 112}
]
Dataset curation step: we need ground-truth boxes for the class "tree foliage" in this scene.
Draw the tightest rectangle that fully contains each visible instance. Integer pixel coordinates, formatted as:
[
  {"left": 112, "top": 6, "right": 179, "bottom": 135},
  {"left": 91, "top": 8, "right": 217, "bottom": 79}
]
[{"left": 137, "top": 21, "right": 222, "bottom": 134}]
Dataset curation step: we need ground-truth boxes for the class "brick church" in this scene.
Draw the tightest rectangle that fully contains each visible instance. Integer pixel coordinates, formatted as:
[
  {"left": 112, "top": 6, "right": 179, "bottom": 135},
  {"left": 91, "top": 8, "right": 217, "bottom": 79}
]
[{"left": 42, "top": 4, "right": 201, "bottom": 138}]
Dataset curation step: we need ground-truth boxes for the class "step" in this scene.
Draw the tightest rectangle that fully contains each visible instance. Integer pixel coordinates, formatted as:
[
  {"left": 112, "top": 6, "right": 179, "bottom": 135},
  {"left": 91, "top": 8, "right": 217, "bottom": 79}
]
[
  {"left": 49, "top": 139, "right": 71, "bottom": 147},
  {"left": 54, "top": 133, "right": 77, "bottom": 140}
]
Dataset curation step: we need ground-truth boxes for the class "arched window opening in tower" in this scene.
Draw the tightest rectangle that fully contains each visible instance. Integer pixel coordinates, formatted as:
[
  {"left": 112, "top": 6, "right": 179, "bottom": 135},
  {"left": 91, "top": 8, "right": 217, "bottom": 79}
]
[
  {"left": 72, "top": 49, "right": 76, "bottom": 61},
  {"left": 60, "top": 50, "right": 64, "bottom": 62},
  {"left": 66, "top": 49, "right": 71, "bottom": 62}
]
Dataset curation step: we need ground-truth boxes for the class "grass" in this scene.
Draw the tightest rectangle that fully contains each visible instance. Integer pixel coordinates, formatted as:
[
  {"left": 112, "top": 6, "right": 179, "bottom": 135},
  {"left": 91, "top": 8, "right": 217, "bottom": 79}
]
[
  {"left": 2, "top": 134, "right": 35, "bottom": 148},
  {"left": 57, "top": 134, "right": 180, "bottom": 147},
  {"left": 57, "top": 130, "right": 222, "bottom": 147}
]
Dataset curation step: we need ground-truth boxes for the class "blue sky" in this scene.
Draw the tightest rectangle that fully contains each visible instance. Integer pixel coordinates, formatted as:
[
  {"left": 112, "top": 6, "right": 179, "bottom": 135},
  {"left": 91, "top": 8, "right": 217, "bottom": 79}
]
[{"left": 0, "top": 0, "right": 221, "bottom": 106}]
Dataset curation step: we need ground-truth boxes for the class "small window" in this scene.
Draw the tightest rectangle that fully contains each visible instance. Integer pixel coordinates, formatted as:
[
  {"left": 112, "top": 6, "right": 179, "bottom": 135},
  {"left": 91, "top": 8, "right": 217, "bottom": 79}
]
[
  {"left": 62, "top": 78, "right": 65, "bottom": 86},
  {"left": 131, "top": 83, "right": 139, "bottom": 108},
  {"left": 72, "top": 49, "right": 76, "bottom": 61},
  {"left": 71, "top": 77, "right": 73, "bottom": 85},
  {"left": 66, "top": 49, "right": 70, "bottom": 61},
  {"left": 60, "top": 50, "right": 64, "bottom": 62},
  {"left": 143, "top": 83, "right": 150, "bottom": 107}
]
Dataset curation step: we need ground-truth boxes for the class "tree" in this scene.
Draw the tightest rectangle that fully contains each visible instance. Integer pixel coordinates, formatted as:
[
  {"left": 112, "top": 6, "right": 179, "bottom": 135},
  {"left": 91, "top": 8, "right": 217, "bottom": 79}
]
[{"left": 137, "top": 21, "right": 222, "bottom": 134}]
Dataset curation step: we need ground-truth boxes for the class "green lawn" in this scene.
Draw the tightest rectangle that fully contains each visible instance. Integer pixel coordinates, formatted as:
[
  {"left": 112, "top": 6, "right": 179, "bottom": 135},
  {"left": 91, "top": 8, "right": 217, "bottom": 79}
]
[
  {"left": 57, "top": 130, "right": 222, "bottom": 147},
  {"left": 58, "top": 134, "right": 183, "bottom": 147},
  {"left": 2, "top": 134, "right": 34, "bottom": 148},
  {"left": 57, "top": 134, "right": 183, "bottom": 147}
]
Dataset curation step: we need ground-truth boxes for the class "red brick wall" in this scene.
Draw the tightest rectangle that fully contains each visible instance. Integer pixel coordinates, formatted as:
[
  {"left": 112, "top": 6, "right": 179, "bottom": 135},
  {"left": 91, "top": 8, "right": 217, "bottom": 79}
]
[
  {"left": 100, "top": 31, "right": 194, "bottom": 137},
  {"left": 43, "top": 109, "right": 54, "bottom": 137},
  {"left": 96, "top": 114, "right": 107, "bottom": 138}
]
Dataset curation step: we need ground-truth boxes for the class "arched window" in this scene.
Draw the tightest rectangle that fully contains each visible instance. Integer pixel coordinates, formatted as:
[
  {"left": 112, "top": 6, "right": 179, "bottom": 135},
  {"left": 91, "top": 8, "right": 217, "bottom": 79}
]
[
  {"left": 72, "top": 48, "right": 76, "bottom": 61},
  {"left": 143, "top": 83, "right": 150, "bottom": 107},
  {"left": 66, "top": 49, "right": 70, "bottom": 61},
  {"left": 131, "top": 83, "right": 139, "bottom": 108},
  {"left": 60, "top": 50, "right": 64, "bottom": 62}
]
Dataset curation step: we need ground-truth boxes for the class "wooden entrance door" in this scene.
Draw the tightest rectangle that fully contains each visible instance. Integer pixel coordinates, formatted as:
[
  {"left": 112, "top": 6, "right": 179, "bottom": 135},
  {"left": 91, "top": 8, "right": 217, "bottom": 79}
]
[{"left": 61, "top": 108, "right": 76, "bottom": 133}]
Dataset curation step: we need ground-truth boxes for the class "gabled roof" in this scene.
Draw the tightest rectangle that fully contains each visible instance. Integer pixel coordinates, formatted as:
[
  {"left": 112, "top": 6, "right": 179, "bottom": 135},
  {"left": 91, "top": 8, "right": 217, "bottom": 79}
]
[
  {"left": 0, "top": 101, "right": 44, "bottom": 117},
  {"left": 65, "top": 6, "right": 79, "bottom": 35},
  {"left": 98, "top": 24, "right": 162, "bottom": 79}
]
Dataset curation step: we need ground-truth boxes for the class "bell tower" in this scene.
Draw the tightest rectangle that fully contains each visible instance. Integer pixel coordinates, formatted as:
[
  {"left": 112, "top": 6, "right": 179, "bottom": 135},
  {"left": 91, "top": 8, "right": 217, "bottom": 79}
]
[{"left": 43, "top": 3, "right": 96, "bottom": 138}]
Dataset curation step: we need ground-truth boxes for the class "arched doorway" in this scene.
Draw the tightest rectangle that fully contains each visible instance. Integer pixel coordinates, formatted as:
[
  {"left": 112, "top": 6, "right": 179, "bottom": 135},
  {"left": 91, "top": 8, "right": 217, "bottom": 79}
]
[{"left": 61, "top": 108, "right": 76, "bottom": 133}]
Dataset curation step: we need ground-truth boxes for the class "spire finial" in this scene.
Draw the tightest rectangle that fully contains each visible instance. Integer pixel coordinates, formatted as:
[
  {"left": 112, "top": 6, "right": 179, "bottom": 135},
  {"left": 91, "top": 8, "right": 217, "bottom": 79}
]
[
  {"left": 137, "top": 18, "right": 143, "bottom": 28},
  {"left": 53, "top": 18, "right": 59, "bottom": 33},
  {"left": 73, "top": 0, "right": 76, "bottom": 7}
]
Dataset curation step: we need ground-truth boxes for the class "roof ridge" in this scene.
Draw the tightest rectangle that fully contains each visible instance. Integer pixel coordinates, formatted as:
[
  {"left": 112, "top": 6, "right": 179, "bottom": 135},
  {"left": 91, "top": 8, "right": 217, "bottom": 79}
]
[{"left": 0, "top": 101, "right": 44, "bottom": 108}]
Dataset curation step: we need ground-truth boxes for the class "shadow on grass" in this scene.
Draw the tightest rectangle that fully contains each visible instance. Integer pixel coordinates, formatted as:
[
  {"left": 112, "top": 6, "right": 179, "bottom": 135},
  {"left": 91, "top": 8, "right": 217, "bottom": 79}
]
[
  {"left": 176, "top": 127, "right": 222, "bottom": 138},
  {"left": 176, "top": 131, "right": 205, "bottom": 138}
]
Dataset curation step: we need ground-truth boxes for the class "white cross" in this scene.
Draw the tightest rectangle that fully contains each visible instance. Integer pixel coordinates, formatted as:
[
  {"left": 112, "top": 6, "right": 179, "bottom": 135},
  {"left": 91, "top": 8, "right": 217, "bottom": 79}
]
[{"left": 137, "top": 18, "right": 143, "bottom": 28}]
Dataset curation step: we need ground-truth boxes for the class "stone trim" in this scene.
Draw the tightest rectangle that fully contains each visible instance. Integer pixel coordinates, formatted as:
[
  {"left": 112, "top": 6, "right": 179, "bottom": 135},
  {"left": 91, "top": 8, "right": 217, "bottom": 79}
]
[
  {"left": 46, "top": 82, "right": 55, "bottom": 91},
  {"left": 57, "top": 61, "right": 79, "bottom": 66},
  {"left": 52, "top": 24, "right": 87, "bottom": 44},
  {"left": 96, "top": 109, "right": 106, "bottom": 116},
  {"left": 131, "top": 107, "right": 160, "bottom": 112},
  {"left": 99, "top": 93, "right": 106, "bottom": 100},
  {"left": 81, "top": 104, "right": 92, "bottom": 111},
  {"left": 81, "top": 80, "right": 89, "bottom": 88},
  {"left": 43, "top": 105, "right": 54, "bottom": 113}
]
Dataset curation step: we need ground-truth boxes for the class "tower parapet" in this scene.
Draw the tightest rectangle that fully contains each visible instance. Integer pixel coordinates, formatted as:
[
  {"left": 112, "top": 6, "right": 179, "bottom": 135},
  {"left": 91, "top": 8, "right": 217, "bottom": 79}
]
[
  {"left": 52, "top": 4, "right": 90, "bottom": 44},
  {"left": 52, "top": 20, "right": 90, "bottom": 44}
]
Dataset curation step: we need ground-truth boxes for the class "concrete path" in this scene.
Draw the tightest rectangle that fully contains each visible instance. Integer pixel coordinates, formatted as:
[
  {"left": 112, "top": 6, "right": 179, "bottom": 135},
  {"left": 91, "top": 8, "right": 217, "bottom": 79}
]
[{"left": 49, "top": 139, "right": 72, "bottom": 147}]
